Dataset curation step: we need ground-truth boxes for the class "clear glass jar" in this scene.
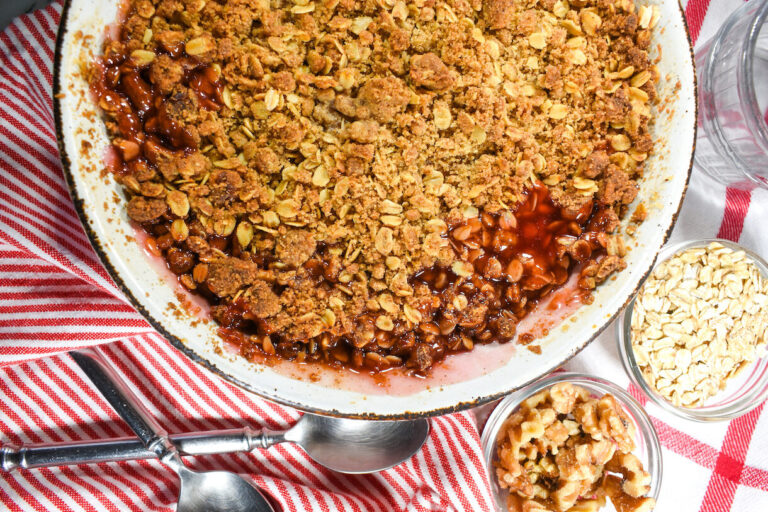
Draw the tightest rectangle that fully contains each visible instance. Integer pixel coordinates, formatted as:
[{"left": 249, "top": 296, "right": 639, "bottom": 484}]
[
  {"left": 617, "top": 239, "right": 768, "bottom": 421},
  {"left": 695, "top": 0, "right": 768, "bottom": 189},
  {"left": 480, "top": 373, "right": 662, "bottom": 512}
]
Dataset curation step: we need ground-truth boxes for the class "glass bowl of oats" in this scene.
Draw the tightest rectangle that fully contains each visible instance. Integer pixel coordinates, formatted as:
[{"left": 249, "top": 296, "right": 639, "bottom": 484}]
[
  {"left": 618, "top": 239, "right": 768, "bottom": 421},
  {"left": 481, "top": 373, "right": 662, "bottom": 512}
]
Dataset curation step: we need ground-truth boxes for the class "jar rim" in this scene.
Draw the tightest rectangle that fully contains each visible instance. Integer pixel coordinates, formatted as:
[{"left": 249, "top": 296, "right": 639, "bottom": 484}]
[
  {"left": 739, "top": 0, "right": 768, "bottom": 173},
  {"left": 697, "top": 0, "right": 768, "bottom": 188}
]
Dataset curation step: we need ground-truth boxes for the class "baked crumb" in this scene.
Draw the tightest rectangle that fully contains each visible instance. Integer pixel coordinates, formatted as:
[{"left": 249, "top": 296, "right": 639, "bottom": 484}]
[{"left": 93, "top": 0, "right": 659, "bottom": 372}]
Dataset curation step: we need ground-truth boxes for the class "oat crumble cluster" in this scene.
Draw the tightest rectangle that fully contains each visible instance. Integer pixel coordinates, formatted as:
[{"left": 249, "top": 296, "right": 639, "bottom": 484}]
[
  {"left": 496, "top": 383, "right": 655, "bottom": 512},
  {"left": 94, "top": 0, "right": 659, "bottom": 372}
]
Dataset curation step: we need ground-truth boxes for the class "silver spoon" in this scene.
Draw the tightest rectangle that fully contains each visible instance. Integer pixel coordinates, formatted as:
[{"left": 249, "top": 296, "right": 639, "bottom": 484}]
[
  {"left": 70, "top": 349, "right": 275, "bottom": 512},
  {"left": 261, "top": 413, "right": 429, "bottom": 473},
  {"left": 2, "top": 413, "right": 431, "bottom": 474}
]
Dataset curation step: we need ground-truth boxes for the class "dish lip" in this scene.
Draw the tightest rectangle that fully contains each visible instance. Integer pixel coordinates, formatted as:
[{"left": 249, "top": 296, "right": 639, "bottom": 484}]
[
  {"left": 52, "top": 0, "right": 697, "bottom": 419},
  {"left": 617, "top": 238, "right": 768, "bottom": 422},
  {"left": 479, "top": 372, "right": 663, "bottom": 512}
]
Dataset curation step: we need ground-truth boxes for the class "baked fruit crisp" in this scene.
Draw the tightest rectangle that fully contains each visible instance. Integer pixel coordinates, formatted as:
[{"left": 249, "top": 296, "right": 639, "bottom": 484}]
[
  {"left": 92, "top": 0, "right": 659, "bottom": 373},
  {"left": 496, "top": 383, "right": 655, "bottom": 512}
]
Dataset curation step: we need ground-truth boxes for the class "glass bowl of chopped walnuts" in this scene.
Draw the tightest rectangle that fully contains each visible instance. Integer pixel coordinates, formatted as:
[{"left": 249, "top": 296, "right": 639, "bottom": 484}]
[
  {"left": 618, "top": 239, "right": 768, "bottom": 422},
  {"left": 481, "top": 373, "right": 661, "bottom": 512}
]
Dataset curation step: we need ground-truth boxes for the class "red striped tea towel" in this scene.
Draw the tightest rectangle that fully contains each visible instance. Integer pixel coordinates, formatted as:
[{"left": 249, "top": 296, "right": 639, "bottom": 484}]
[
  {"left": 2, "top": 1, "right": 768, "bottom": 511},
  {"left": 0, "top": 2, "right": 495, "bottom": 511}
]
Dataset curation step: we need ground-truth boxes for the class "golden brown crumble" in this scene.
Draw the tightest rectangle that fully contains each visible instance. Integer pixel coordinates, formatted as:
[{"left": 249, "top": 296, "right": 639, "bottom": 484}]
[{"left": 93, "top": 0, "right": 659, "bottom": 372}]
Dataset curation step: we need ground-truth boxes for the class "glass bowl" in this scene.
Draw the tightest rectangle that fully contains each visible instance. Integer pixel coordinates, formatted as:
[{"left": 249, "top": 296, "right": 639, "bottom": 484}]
[
  {"left": 617, "top": 238, "right": 768, "bottom": 421},
  {"left": 694, "top": 0, "right": 768, "bottom": 189},
  {"left": 480, "top": 373, "right": 662, "bottom": 512}
]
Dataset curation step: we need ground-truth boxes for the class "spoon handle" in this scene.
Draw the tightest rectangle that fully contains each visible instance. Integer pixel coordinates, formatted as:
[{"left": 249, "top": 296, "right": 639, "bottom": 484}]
[
  {"left": 70, "top": 349, "right": 179, "bottom": 463},
  {"left": 1, "top": 428, "right": 262, "bottom": 471}
]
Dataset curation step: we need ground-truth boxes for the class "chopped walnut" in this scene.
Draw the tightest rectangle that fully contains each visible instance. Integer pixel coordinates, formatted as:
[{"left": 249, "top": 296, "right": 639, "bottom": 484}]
[
  {"left": 496, "top": 383, "right": 655, "bottom": 512},
  {"left": 549, "top": 382, "right": 590, "bottom": 414}
]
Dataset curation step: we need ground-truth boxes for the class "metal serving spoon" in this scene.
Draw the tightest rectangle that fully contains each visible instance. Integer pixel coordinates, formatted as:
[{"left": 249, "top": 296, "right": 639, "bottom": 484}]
[
  {"left": 267, "top": 412, "right": 430, "bottom": 473},
  {"left": 2, "top": 413, "right": 431, "bottom": 474},
  {"left": 70, "top": 349, "right": 275, "bottom": 512}
]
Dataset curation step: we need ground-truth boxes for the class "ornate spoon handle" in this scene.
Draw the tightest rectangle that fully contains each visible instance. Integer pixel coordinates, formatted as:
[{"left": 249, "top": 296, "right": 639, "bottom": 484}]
[
  {"left": 0, "top": 427, "right": 282, "bottom": 471},
  {"left": 2, "top": 349, "right": 285, "bottom": 472}
]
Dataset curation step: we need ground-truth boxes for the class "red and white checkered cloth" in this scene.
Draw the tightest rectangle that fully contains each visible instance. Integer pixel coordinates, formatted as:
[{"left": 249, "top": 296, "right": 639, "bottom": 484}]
[{"left": 1, "top": 1, "right": 766, "bottom": 511}]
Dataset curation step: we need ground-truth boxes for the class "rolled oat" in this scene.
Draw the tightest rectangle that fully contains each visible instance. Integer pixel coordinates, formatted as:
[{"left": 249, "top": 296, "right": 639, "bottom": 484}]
[{"left": 631, "top": 242, "right": 768, "bottom": 407}]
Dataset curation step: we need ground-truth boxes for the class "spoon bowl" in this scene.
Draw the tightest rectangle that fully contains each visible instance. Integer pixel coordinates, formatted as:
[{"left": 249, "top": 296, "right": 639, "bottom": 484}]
[
  {"left": 283, "top": 415, "right": 430, "bottom": 474},
  {"left": 176, "top": 465, "right": 274, "bottom": 512}
]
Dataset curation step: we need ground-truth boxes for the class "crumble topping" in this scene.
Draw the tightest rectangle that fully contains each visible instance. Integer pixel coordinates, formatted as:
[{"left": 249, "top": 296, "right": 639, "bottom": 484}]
[{"left": 94, "top": 0, "right": 659, "bottom": 372}]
